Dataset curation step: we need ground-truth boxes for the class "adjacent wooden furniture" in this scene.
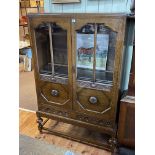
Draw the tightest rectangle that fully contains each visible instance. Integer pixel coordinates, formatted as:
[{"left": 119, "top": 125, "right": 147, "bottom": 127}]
[
  {"left": 117, "top": 16, "right": 135, "bottom": 152},
  {"left": 117, "top": 96, "right": 135, "bottom": 148},
  {"left": 28, "top": 13, "right": 126, "bottom": 151}
]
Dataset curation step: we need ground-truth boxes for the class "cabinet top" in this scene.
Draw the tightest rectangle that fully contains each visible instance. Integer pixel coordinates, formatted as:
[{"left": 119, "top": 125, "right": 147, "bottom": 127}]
[{"left": 27, "top": 13, "right": 127, "bottom": 19}]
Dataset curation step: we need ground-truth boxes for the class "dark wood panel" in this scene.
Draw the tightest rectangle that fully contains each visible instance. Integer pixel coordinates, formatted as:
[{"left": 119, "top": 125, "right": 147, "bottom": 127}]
[
  {"left": 75, "top": 88, "right": 112, "bottom": 118},
  {"left": 28, "top": 13, "right": 127, "bottom": 151},
  {"left": 40, "top": 82, "right": 70, "bottom": 105},
  {"left": 72, "top": 15, "right": 126, "bottom": 123},
  {"left": 118, "top": 96, "right": 135, "bottom": 148}
]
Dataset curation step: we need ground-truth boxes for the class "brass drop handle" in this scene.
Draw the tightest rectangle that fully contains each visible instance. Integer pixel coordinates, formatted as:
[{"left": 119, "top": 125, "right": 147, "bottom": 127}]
[
  {"left": 51, "top": 89, "right": 59, "bottom": 97},
  {"left": 89, "top": 96, "right": 98, "bottom": 104}
]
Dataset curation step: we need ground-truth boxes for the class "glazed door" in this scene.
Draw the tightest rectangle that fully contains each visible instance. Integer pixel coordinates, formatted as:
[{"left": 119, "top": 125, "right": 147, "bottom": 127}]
[
  {"left": 71, "top": 17, "right": 126, "bottom": 127},
  {"left": 30, "top": 16, "right": 73, "bottom": 109}
]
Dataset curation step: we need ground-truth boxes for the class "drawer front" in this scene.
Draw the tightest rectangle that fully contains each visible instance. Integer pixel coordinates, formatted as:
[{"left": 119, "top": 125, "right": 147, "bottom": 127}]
[
  {"left": 38, "top": 104, "right": 113, "bottom": 128},
  {"left": 39, "top": 81, "right": 72, "bottom": 109},
  {"left": 74, "top": 88, "right": 112, "bottom": 119}
]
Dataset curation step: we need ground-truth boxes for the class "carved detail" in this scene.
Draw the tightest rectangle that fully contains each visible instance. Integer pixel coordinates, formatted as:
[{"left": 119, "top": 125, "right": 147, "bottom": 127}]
[
  {"left": 42, "top": 107, "right": 69, "bottom": 117},
  {"left": 41, "top": 92, "right": 70, "bottom": 106},
  {"left": 77, "top": 80, "right": 112, "bottom": 91},
  {"left": 40, "top": 74, "right": 68, "bottom": 84},
  {"left": 41, "top": 106, "right": 112, "bottom": 126},
  {"left": 76, "top": 100, "right": 111, "bottom": 114},
  {"left": 40, "top": 105, "right": 112, "bottom": 127},
  {"left": 76, "top": 114, "right": 112, "bottom": 127},
  {"left": 76, "top": 23, "right": 114, "bottom": 34}
]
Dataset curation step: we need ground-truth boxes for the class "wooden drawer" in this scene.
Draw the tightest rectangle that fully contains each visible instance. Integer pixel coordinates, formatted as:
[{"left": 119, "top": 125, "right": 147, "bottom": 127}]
[{"left": 38, "top": 104, "right": 70, "bottom": 118}]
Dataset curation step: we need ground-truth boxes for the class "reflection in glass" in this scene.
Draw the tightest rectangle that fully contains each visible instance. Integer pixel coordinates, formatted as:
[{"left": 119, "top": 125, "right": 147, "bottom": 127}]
[
  {"left": 35, "top": 23, "right": 51, "bottom": 74},
  {"left": 76, "top": 33, "right": 94, "bottom": 80},
  {"left": 35, "top": 23, "right": 68, "bottom": 78},
  {"left": 76, "top": 23, "right": 116, "bottom": 85}
]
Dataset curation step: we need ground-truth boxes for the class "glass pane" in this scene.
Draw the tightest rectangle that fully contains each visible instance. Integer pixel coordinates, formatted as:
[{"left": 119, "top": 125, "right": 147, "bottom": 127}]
[
  {"left": 52, "top": 24, "right": 68, "bottom": 78},
  {"left": 95, "top": 29, "right": 112, "bottom": 84},
  {"left": 76, "top": 23, "right": 117, "bottom": 85},
  {"left": 35, "top": 23, "right": 68, "bottom": 78},
  {"left": 76, "top": 33, "right": 94, "bottom": 81},
  {"left": 35, "top": 23, "right": 51, "bottom": 75}
]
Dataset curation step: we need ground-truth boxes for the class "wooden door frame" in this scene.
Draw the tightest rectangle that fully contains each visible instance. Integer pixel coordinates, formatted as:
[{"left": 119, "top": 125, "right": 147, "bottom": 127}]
[
  {"left": 28, "top": 15, "right": 73, "bottom": 109},
  {"left": 71, "top": 15, "right": 126, "bottom": 124}
]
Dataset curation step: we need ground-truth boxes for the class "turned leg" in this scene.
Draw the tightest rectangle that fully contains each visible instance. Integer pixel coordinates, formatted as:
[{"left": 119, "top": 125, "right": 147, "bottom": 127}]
[
  {"left": 37, "top": 117, "right": 43, "bottom": 133},
  {"left": 109, "top": 125, "right": 119, "bottom": 154},
  {"left": 109, "top": 137, "right": 118, "bottom": 154}
]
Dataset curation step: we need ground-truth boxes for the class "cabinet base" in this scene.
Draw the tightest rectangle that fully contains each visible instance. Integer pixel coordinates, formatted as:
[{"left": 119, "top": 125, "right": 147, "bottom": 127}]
[{"left": 36, "top": 116, "right": 117, "bottom": 152}]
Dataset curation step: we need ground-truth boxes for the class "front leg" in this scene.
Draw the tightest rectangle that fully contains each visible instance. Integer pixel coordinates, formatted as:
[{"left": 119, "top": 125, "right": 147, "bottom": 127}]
[{"left": 37, "top": 117, "right": 43, "bottom": 133}]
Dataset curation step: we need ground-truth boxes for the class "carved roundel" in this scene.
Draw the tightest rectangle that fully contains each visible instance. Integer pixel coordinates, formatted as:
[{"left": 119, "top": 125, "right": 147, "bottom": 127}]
[
  {"left": 76, "top": 89, "right": 111, "bottom": 114},
  {"left": 41, "top": 83, "right": 70, "bottom": 106}
]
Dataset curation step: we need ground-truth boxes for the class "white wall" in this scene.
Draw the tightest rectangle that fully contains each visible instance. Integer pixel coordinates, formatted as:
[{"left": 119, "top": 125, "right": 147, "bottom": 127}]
[{"left": 44, "top": 0, "right": 132, "bottom": 13}]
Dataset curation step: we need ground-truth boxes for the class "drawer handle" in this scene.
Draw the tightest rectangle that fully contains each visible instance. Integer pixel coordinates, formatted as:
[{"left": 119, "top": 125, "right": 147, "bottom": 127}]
[
  {"left": 51, "top": 89, "right": 59, "bottom": 97},
  {"left": 89, "top": 96, "right": 98, "bottom": 104}
]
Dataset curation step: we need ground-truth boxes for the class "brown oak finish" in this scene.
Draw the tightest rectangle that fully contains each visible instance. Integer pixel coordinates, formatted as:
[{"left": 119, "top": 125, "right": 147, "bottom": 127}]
[
  {"left": 117, "top": 30, "right": 135, "bottom": 149},
  {"left": 28, "top": 13, "right": 127, "bottom": 151},
  {"left": 117, "top": 97, "right": 135, "bottom": 148}
]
